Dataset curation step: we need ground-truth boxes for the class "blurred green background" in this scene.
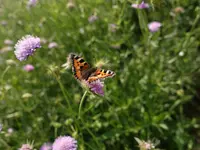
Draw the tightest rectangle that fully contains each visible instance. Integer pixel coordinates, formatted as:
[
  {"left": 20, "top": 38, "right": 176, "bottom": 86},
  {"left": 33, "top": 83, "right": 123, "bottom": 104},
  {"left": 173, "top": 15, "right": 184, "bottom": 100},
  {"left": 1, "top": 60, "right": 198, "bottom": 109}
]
[{"left": 0, "top": 0, "right": 200, "bottom": 149}]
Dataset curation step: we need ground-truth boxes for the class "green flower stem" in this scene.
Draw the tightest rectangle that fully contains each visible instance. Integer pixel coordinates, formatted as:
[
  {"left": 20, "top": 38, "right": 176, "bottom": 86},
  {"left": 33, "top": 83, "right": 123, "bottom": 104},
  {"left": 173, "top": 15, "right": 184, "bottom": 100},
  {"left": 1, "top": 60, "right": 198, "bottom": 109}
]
[
  {"left": 35, "top": 57, "right": 72, "bottom": 111},
  {"left": 78, "top": 90, "right": 88, "bottom": 119},
  {"left": 56, "top": 77, "right": 72, "bottom": 111}
]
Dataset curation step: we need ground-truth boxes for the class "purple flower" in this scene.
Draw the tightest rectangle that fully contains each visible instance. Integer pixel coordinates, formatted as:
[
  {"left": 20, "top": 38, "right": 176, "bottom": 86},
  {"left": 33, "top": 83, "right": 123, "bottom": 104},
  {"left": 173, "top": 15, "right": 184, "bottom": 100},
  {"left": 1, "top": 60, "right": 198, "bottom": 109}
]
[
  {"left": 48, "top": 42, "right": 58, "bottom": 49},
  {"left": 88, "top": 15, "right": 98, "bottom": 23},
  {"left": 52, "top": 136, "right": 77, "bottom": 150},
  {"left": 40, "top": 142, "right": 52, "bottom": 150},
  {"left": 88, "top": 80, "right": 104, "bottom": 96},
  {"left": 148, "top": 21, "right": 162, "bottom": 32},
  {"left": 23, "top": 64, "right": 34, "bottom": 72},
  {"left": 131, "top": 1, "right": 149, "bottom": 9},
  {"left": 14, "top": 35, "right": 41, "bottom": 61},
  {"left": 109, "top": 24, "right": 117, "bottom": 32},
  {"left": 27, "top": 0, "right": 37, "bottom": 7},
  {"left": 19, "top": 144, "right": 33, "bottom": 150},
  {"left": 7, "top": 128, "right": 13, "bottom": 134}
]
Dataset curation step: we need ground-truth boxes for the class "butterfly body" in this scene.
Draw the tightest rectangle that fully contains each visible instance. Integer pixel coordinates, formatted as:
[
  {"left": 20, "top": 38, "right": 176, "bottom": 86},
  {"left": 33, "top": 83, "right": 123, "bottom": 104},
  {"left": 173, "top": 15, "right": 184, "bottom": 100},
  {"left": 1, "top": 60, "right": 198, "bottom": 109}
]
[{"left": 70, "top": 54, "right": 115, "bottom": 83}]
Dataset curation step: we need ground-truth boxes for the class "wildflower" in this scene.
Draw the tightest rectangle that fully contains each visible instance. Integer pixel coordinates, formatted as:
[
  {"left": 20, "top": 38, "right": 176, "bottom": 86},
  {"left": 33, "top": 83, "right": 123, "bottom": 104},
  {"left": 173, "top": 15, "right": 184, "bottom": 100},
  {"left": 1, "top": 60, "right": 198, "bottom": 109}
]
[
  {"left": 4, "top": 39, "right": 13, "bottom": 45},
  {"left": 27, "top": 0, "right": 37, "bottom": 8},
  {"left": 19, "top": 143, "right": 33, "bottom": 150},
  {"left": 174, "top": 6, "right": 185, "bottom": 14},
  {"left": 80, "top": 80, "right": 105, "bottom": 96},
  {"left": 87, "top": 80, "right": 104, "bottom": 96},
  {"left": 52, "top": 135, "right": 77, "bottom": 150},
  {"left": 135, "top": 137, "right": 159, "bottom": 150},
  {"left": 40, "top": 38, "right": 47, "bottom": 44},
  {"left": 131, "top": 1, "right": 149, "bottom": 9},
  {"left": 48, "top": 42, "right": 58, "bottom": 49},
  {"left": 7, "top": 128, "right": 14, "bottom": 134},
  {"left": 40, "top": 142, "right": 52, "bottom": 150},
  {"left": 14, "top": 35, "right": 41, "bottom": 61},
  {"left": 67, "top": 1, "right": 75, "bottom": 9},
  {"left": 23, "top": 64, "right": 34, "bottom": 72},
  {"left": 88, "top": 15, "right": 98, "bottom": 23},
  {"left": 148, "top": 21, "right": 162, "bottom": 32},
  {"left": 109, "top": 24, "right": 117, "bottom": 32}
]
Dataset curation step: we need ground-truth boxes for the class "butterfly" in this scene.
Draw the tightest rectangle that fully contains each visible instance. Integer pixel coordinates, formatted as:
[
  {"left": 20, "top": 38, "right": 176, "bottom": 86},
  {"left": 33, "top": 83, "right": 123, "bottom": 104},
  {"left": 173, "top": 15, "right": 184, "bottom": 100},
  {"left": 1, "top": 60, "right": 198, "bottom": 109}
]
[{"left": 69, "top": 53, "right": 115, "bottom": 83}]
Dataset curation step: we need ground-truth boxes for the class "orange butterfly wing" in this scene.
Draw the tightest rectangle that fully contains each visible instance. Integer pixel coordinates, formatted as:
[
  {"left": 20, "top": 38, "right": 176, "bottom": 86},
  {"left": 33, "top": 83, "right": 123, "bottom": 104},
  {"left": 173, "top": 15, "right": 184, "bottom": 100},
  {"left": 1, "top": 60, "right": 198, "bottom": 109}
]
[
  {"left": 70, "top": 54, "right": 90, "bottom": 80},
  {"left": 87, "top": 68, "right": 115, "bottom": 83}
]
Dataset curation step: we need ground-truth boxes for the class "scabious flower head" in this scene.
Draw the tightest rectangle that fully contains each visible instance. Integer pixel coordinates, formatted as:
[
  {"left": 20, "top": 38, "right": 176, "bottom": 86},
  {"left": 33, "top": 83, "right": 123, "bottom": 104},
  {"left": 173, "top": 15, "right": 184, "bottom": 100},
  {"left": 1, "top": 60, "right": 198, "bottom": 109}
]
[
  {"left": 19, "top": 144, "right": 33, "bottom": 150},
  {"left": 80, "top": 80, "right": 104, "bottom": 96},
  {"left": 23, "top": 64, "right": 35, "bottom": 72},
  {"left": 40, "top": 38, "right": 47, "bottom": 44},
  {"left": 67, "top": 0, "right": 75, "bottom": 9},
  {"left": 52, "top": 136, "right": 77, "bottom": 150},
  {"left": 27, "top": 0, "right": 37, "bottom": 7},
  {"left": 48, "top": 42, "right": 58, "bottom": 49},
  {"left": 109, "top": 24, "right": 117, "bottom": 32},
  {"left": 7, "top": 128, "right": 14, "bottom": 134},
  {"left": 135, "top": 137, "right": 159, "bottom": 150},
  {"left": 174, "top": 6, "right": 185, "bottom": 14},
  {"left": 88, "top": 80, "right": 104, "bottom": 96},
  {"left": 40, "top": 142, "right": 52, "bottom": 150},
  {"left": 88, "top": 15, "right": 98, "bottom": 23},
  {"left": 14, "top": 35, "right": 41, "bottom": 61},
  {"left": 148, "top": 21, "right": 162, "bottom": 32},
  {"left": 131, "top": 1, "right": 149, "bottom": 9}
]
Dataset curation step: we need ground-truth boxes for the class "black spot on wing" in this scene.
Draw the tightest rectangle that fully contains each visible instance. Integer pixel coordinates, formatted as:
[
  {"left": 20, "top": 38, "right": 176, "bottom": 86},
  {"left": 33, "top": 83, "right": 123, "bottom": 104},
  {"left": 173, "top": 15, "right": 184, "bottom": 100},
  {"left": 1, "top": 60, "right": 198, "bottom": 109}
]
[
  {"left": 75, "top": 56, "right": 80, "bottom": 59},
  {"left": 79, "top": 59, "right": 84, "bottom": 63}
]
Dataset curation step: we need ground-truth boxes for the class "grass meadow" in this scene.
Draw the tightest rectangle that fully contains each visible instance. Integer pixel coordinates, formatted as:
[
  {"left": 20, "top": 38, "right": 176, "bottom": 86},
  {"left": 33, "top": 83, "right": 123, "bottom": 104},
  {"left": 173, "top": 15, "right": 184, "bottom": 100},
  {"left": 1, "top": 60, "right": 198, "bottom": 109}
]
[{"left": 0, "top": 0, "right": 200, "bottom": 149}]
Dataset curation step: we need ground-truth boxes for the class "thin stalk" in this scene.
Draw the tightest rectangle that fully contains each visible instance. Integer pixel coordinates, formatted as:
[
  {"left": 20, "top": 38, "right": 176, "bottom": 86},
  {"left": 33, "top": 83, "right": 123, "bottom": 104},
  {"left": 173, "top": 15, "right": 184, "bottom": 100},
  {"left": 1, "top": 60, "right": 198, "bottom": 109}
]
[
  {"left": 36, "top": 57, "right": 72, "bottom": 111},
  {"left": 78, "top": 90, "right": 88, "bottom": 119}
]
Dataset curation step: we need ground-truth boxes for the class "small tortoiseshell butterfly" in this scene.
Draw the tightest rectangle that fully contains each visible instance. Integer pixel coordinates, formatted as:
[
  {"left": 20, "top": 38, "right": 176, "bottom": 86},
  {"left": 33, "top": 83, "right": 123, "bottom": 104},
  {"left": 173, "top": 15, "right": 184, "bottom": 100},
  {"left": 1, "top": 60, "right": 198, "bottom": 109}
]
[{"left": 69, "top": 54, "right": 115, "bottom": 83}]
